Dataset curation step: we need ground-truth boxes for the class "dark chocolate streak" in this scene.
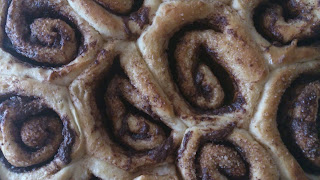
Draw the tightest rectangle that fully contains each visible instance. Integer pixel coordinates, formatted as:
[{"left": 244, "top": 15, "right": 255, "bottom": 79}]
[
  {"left": 57, "top": 119, "right": 75, "bottom": 165},
  {"left": 177, "top": 131, "right": 193, "bottom": 160},
  {"left": 1, "top": 0, "right": 83, "bottom": 68},
  {"left": 0, "top": 96, "right": 74, "bottom": 173},
  {"left": 94, "top": 58, "right": 173, "bottom": 160},
  {"left": 167, "top": 21, "right": 245, "bottom": 115},
  {"left": 277, "top": 74, "right": 320, "bottom": 174}
]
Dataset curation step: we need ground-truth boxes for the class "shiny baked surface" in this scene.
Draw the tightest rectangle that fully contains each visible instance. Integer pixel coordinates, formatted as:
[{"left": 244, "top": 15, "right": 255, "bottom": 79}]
[{"left": 0, "top": 0, "right": 319, "bottom": 179}]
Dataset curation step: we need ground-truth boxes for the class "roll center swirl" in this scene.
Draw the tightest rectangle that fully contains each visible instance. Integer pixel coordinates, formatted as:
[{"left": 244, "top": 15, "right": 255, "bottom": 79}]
[
  {"left": 20, "top": 116, "right": 62, "bottom": 149},
  {"left": 170, "top": 27, "right": 237, "bottom": 113},
  {"left": 5, "top": 0, "right": 79, "bottom": 65},
  {"left": 0, "top": 96, "right": 63, "bottom": 168},
  {"left": 197, "top": 143, "right": 247, "bottom": 180},
  {"left": 105, "top": 75, "right": 167, "bottom": 152}
]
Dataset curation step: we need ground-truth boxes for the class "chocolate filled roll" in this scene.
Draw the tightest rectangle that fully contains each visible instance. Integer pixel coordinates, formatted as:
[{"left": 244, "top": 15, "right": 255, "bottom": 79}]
[{"left": 0, "top": 76, "right": 83, "bottom": 180}]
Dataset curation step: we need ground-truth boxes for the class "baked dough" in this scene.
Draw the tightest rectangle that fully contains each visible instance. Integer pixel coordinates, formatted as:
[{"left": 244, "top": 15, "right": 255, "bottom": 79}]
[
  {"left": 234, "top": 0, "right": 320, "bottom": 65},
  {"left": 251, "top": 61, "right": 320, "bottom": 180},
  {"left": 69, "top": 41, "right": 186, "bottom": 179},
  {"left": 177, "top": 125, "right": 279, "bottom": 179},
  {"left": 138, "top": 0, "right": 268, "bottom": 128},
  {"left": 0, "top": 0, "right": 103, "bottom": 85},
  {"left": 0, "top": 76, "right": 83, "bottom": 180},
  {"left": 0, "top": 0, "right": 319, "bottom": 179}
]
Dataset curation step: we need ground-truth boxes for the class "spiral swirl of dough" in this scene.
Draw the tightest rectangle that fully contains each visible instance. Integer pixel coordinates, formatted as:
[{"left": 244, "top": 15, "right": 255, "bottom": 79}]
[
  {"left": 177, "top": 125, "right": 279, "bottom": 180},
  {"left": 99, "top": 43, "right": 178, "bottom": 168},
  {"left": 234, "top": 0, "right": 320, "bottom": 65},
  {"left": 250, "top": 62, "right": 320, "bottom": 179},
  {"left": 70, "top": 41, "right": 186, "bottom": 173},
  {"left": 0, "top": 76, "right": 83, "bottom": 180},
  {"left": 138, "top": 1, "right": 267, "bottom": 127},
  {"left": 0, "top": 96, "right": 64, "bottom": 168},
  {"left": 0, "top": 0, "right": 102, "bottom": 85},
  {"left": 174, "top": 31, "right": 226, "bottom": 110},
  {"left": 106, "top": 75, "right": 167, "bottom": 151},
  {"left": 256, "top": 0, "right": 320, "bottom": 44},
  {"left": 277, "top": 75, "right": 320, "bottom": 173},
  {"left": 5, "top": 0, "right": 79, "bottom": 65}
]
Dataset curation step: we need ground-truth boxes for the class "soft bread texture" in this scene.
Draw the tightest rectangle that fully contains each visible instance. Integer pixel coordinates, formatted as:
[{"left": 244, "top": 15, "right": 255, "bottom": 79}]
[{"left": 0, "top": 0, "right": 319, "bottom": 179}]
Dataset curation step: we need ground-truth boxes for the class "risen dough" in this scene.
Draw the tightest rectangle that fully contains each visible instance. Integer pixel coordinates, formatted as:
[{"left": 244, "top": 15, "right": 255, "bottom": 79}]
[{"left": 0, "top": 0, "right": 319, "bottom": 179}]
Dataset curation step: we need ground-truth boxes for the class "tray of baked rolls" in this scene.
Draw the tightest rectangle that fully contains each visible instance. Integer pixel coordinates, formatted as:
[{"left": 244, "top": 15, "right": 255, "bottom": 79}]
[{"left": 0, "top": 0, "right": 319, "bottom": 179}]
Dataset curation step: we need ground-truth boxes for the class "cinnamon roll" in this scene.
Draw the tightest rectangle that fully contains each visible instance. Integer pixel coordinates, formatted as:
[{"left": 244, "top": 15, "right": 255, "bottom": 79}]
[
  {"left": 256, "top": 0, "right": 320, "bottom": 44},
  {"left": 177, "top": 124, "right": 279, "bottom": 179},
  {"left": 0, "top": 0, "right": 102, "bottom": 85},
  {"left": 0, "top": 76, "right": 83, "bottom": 180},
  {"left": 68, "top": 0, "right": 162, "bottom": 39},
  {"left": 251, "top": 61, "right": 320, "bottom": 179},
  {"left": 69, "top": 41, "right": 186, "bottom": 178},
  {"left": 138, "top": 0, "right": 267, "bottom": 127},
  {"left": 234, "top": 0, "right": 320, "bottom": 65}
]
